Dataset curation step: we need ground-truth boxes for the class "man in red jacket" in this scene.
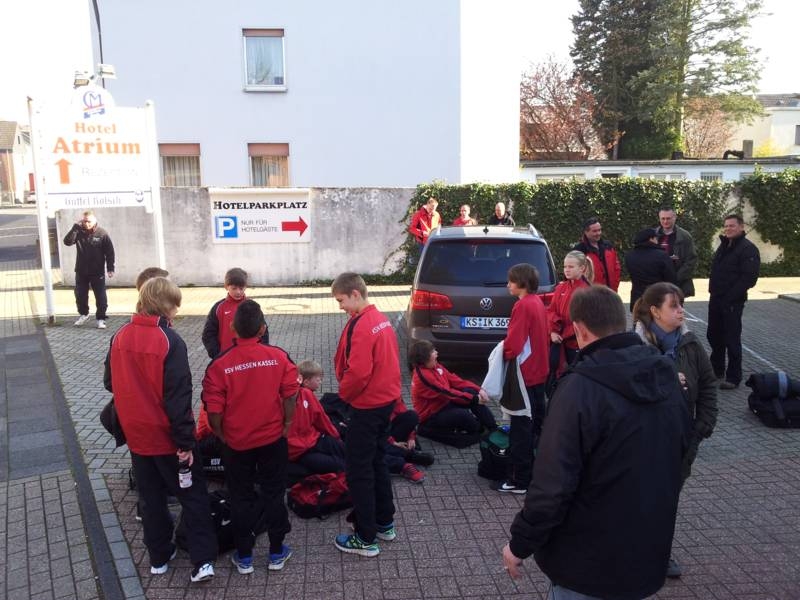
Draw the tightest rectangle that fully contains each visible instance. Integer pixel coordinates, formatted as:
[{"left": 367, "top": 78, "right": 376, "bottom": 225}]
[
  {"left": 104, "top": 277, "right": 216, "bottom": 583},
  {"left": 202, "top": 300, "right": 299, "bottom": 574},
  {"left": 331, "top": 272, "right": 401, "bottom": 557},
  {"left": 408, "top": 196, "right": 441, "bottom": 247},
  {"left": 573, "top": 217, "right": 621, "bottom": 291}
]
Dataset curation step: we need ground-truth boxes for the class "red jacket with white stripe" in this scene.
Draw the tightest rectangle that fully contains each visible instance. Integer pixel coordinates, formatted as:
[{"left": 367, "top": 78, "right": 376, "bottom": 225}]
[
  {"left": 201, "top": 337, "right": 299, "bottom": 451},
  {"left": 287, "top": 387, "right": 340, "bottom": 461},
  {"left": 411, "top": 363, "right": 480, "bottom": 423},
  {"left": 201, "top": 293, "right": 270, "bottom": 358},
  {"left": 104, "top": 314, "right": 196, "bottom": 456},
  {"left": 334, "top": 304, "right": 401, "bottom": 409},
  {"left": 503, "top": 293, "right": 550, "bottom": 387}
]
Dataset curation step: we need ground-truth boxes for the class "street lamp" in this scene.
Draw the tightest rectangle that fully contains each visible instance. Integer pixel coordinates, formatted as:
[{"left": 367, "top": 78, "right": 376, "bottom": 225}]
[{"left": 73, "top": 63, "right": 117, "bottom": 88}]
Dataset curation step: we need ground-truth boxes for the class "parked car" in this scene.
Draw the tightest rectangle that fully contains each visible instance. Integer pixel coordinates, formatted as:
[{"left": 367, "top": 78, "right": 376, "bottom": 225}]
[{"left": 405, "top": 224, "right": 557, "bottom": 361}]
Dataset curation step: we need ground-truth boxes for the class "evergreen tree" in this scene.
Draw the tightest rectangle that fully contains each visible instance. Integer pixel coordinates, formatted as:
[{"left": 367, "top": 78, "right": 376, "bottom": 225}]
[{"left": 571, "top": 0, "right": 763, "bottom": 159}]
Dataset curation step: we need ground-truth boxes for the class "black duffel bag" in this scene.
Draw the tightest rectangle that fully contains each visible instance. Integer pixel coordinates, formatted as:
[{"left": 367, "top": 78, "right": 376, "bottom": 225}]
[
  {"left": 477, "top": 428, "right": 510, "bottom": 481},
  {"left": 746, "top": 371, "right": 800, "bottom": 428}
]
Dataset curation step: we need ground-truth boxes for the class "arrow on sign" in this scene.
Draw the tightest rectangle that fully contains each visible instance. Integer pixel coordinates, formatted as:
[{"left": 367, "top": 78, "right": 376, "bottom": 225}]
[
  {"left": 56, "top": 159, "right": 72, "bottom": 184},
  {"left": 281, "top": 216, "right": 308, "bottom": 236}
]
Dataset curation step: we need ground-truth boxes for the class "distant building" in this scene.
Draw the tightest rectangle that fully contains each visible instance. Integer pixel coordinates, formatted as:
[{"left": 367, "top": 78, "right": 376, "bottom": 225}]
[
  {"left": 519, "top": 157, "right": 800, "bottom": 184},
  {"left": 729, "top": 94, "right": 800, "bottom": 157},
  {"left": 90, "top": 0, "right": 528, "bottom": 188},
  {"left": 0, "top": 121, "right": 32, "bottom": 206}
]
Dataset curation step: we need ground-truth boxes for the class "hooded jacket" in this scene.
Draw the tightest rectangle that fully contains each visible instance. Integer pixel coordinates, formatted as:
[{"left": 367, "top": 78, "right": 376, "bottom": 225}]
[
  {"left": 624, "top": 241, "right": 677, "bottom": 309},
  {"left": 509, "top": 332, "right": 690, "bottom": 600}
]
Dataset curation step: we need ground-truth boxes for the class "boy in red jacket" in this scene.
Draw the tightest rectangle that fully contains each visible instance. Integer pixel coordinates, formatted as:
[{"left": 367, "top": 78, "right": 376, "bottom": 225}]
[
  {"left": 202, "top": 300, "right": 299, "bottom": 574},
  {"left": 410, "top": 340, "right": 497, "bottom": 438},
  {"left": 288, "top": 360, "right": 346, "bottom": 473},
  {"left": 331, "top": 272, "right": 400, "bottom": 557},
  {"left": 495, "top": 263, "right": 549, "bottom": 494},
  {"left": 104, "top": 277, "right": 216, "bottom": 583},
  {"left": 201, "top": 267, "right": 269, "bottom": 358}
]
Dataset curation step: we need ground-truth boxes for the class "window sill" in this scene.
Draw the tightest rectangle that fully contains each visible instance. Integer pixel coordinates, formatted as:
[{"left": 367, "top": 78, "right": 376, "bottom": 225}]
[{"left": 243, "top": 85, "right": 287, "bottom": 93}]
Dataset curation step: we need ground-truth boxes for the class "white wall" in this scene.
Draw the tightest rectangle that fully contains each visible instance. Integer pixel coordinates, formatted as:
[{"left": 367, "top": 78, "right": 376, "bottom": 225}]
[
  {"left": 57, "top": 187, "right": 414, "bottom": 286},
  {"left": 731, "top": 108, "right": 800, "bottom": 156},
  {"left": 97, "top": 0, "right": 468, "bottom": 187},
  {"left": 459, "top": 1, "right": 528, "bottom": 183}
]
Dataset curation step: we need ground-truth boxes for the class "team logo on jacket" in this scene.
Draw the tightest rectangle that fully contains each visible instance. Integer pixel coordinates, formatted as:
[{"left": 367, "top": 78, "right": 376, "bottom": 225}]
[{"left": 480, "top": 297, "right": 493, "bottom": 311}]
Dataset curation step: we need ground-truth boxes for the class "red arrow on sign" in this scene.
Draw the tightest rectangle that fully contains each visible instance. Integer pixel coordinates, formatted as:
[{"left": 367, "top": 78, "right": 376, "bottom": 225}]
[
  {"left": 56, "top": 159, "right": 72, "bottom": 184},
  {"left": 281, "top": 216, "right": 308, "bottom": 236}
]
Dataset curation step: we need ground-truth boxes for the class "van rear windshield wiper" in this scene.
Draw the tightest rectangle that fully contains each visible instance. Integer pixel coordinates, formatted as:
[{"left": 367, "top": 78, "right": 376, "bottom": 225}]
[{"left": 483, "top": 281, "right": 507, "bottom": 286}]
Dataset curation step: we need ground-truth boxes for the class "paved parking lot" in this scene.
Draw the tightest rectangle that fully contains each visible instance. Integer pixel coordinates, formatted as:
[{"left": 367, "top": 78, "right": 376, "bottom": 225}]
[{"left": 37, "top": 280, "right": 800, "bottom": 599}]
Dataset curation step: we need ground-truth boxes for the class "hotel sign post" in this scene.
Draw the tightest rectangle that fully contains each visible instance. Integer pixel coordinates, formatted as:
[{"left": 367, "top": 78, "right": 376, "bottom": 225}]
[{"left": 28, "top": 82, "right": 165, "bottom": 323}]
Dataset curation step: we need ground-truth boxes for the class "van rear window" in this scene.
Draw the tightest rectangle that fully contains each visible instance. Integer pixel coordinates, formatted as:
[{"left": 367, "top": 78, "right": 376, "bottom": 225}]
[{"left": 419, "top": 240, "right": 554, "bottom": 286}]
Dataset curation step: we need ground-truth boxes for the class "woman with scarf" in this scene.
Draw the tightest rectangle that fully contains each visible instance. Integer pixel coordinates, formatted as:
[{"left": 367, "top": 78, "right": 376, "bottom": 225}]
[{"left": 632, "top": 281, "right": 718, "bottom": 579}]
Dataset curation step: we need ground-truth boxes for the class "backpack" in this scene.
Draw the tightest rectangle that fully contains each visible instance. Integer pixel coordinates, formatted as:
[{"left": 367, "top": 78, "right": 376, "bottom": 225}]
[
  {"left": 477, "top": 428, "right": 510, "bottom": 481},
  {"left": 287, "top": 472, "right": 352, "bottom": 520},
  {"left": 175, "top": 489, "right": 268, "bottom": 554},
  {"left": 746, "top": 371, "right": 800, "bottom": 428}
]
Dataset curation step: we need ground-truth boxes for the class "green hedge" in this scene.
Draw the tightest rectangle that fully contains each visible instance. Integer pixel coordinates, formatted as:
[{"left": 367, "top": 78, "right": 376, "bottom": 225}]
[
  {"left": 405, "top": 179, "right": 731, "bottom": 278},
  {"left": 739, "top": 169, "right": 800, "bottom": 267}
]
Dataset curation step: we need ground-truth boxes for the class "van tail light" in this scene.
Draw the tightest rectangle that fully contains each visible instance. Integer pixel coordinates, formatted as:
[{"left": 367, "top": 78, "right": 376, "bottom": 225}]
[
  {"left": 410, "top": 289, "right": 454, "bottom": 311},
  {"left": 539, "top": 292, "right": 554, "bottom": 307}
]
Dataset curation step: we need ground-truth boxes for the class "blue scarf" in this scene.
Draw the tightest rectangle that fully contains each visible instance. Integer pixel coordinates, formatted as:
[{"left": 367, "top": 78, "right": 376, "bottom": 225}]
[{"left": 649, "top": 322, "right": 681, "bottom": 360}]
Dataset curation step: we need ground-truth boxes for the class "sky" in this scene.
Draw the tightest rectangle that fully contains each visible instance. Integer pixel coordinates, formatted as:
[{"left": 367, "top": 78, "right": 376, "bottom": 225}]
[
  {"left": 522, "top": 0, "right": 799, "bottom": 95},
  {"left": 0, "top": 0, "right": 796, "bottom": 124}
]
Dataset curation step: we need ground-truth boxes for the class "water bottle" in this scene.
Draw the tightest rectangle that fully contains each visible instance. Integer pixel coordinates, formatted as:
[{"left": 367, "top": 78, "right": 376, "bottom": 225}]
[{"left": 178, "top": 458, "right": 192, "bottom": 488}]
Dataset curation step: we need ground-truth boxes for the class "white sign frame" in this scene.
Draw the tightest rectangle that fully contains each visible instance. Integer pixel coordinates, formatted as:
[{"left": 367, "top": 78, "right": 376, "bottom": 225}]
[{"left": 209, "top": 187, "right": 312, "bottom": 244}]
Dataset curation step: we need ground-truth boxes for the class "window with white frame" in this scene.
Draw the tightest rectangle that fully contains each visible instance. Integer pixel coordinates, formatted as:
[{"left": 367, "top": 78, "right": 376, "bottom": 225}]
[
  {"left": 159, "top": 143, "right": 201, "bottom": 186},
  {"left": 795, "top": 125, "right": 800, "bottom": 146},
  {"left": 638, "top": 172, "right": 686, "bottom": 181},
  {"left": 249, "top": 143, "right": 289, "bottom": 187},
  {"left": 700, "top": 172, "right": 723, "bottom": 182},
  {"left": 243, "top": 29, "right": 286, "bottom": 90}
]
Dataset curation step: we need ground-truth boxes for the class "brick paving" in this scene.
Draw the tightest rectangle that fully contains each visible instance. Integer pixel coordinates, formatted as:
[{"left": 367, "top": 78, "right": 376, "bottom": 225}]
[{"left": 4, "top": 206, "right": 800, "bottom": 598}]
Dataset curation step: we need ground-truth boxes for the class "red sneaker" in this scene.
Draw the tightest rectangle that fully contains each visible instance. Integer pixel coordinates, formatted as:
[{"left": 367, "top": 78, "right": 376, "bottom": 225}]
[{"left": 401, "top": 463, "right": 425, "bottom": 483}]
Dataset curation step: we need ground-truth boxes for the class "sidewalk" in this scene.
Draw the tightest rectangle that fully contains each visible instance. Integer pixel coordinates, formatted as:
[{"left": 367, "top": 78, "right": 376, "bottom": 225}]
[{"left": 3, "top": 231, "right": 800, "bottom": 598}]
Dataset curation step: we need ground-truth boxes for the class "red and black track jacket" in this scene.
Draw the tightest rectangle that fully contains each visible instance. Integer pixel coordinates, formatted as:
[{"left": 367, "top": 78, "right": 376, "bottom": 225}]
[
  {"left": 411, "top": 363, "right": 479, "bottom": 423},
  {"left": 287, "top": 387, "right": 340, "bottom": 461},
  {"left": 503, "top": 293, "right": 550, "bottom": 387},
  {"left": 334, "top": 304, "right": 401, "bottom": 409},
  {"left": 201, "top": 293, "right": 270, "bottom": 358},
  {"left": 574, "top": 237, "right": 621, "bottom": 292},
  {"left": 202, "top": 337, "right": 299, "bottom": 451},
  {"left": 104, "top": 314, "right": 196, "bottom": 456},
  {"left": 546, "top": 278, "right": 591, "bottom": 350}
]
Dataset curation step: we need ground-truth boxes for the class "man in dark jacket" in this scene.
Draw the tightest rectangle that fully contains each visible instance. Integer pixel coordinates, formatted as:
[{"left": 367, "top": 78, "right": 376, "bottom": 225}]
[
  {"left": 488, "top": 202, "right": 515, "bottom": 226},
  {"left": 708, "top": 214, "right": 760, "bottom": 389},
  {"left": 625, "top": 227, "right": 677, "bottom": 310},
  {"left": 502, "top": 285, "right": 690, "bottom": 600},
  {"left": 63, "top": 210, "right": 115, "bottom": 329},
  {"left": 656, "top": 208, "right": 698, "bottom": 297},
  {"left": 573, "top": 217, "right": 621, "bottom": 291}
]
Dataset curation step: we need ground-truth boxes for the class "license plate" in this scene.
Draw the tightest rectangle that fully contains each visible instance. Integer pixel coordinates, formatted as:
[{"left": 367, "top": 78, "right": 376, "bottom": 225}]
[{"left": 460, "top": 316, "right": 509, "bottom": 329}]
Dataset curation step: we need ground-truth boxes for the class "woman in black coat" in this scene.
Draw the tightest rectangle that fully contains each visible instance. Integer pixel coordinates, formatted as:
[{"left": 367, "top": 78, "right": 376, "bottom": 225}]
[{"left": 625, "top": 228, "right": 677, "bottom": 310}]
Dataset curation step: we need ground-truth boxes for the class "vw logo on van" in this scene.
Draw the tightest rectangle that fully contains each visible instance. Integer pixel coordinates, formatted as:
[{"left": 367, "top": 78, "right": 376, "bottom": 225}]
[{"left": 480, "top": 297, "right": 493, "bottom": 311}]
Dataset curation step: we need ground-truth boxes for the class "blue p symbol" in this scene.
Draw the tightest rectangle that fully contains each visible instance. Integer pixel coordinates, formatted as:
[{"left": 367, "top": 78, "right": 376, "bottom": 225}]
[{"left": 215, "top": 216, "right": 238, "bottom": 238}]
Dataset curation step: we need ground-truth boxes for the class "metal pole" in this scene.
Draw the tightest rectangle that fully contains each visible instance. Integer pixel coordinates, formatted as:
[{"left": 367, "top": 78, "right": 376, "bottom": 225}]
[
  {"left": 27, "top": 97, "right": 56, "bottom": 324},
  {"left": 144, "top": 100, "right": 166, "bottom": 269}
]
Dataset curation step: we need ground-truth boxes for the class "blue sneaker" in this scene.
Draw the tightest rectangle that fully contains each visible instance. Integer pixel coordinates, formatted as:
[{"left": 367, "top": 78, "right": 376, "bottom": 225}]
[
  {"left": 498, "top": 424, "right": 511, "bottom": 434},
  {"left": 230, "top": 551, "right": 254, "bottom": 574},
  {"left": 334, "top": 533, "right": 380, "bottom": 557},
  {"left": 268, "top": 545, "right": 293, "bottom": 571},
  {"left": 376, "top": 522, "right": 396, "bottom": 541}
]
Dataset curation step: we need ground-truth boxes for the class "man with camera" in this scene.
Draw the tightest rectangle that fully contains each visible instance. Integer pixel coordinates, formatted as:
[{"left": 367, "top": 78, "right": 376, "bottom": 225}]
[{"left": 63, "top": 209, "right": 115, "bottom": 329}]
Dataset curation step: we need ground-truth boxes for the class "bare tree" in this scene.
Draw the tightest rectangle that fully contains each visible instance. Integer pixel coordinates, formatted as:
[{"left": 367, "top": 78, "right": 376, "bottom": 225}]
[
  {"left": 520, "top": 57, "right": 610, "bottom": 160},
  {"left": 682, "top": 97, "right": 735, "bottom": 158}
]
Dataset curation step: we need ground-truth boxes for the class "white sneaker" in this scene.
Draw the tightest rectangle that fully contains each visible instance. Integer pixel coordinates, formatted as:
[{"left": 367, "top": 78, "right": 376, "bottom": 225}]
[
  {"left": 97, "top": 320, "right": 107, "bottom": 329},
  {"left": 190, "top": 562, "right": 215, "bottom": 583},
  {"left": 150, "top": 548, "right": 177, "bottom": 575},
  {"left": 74, "top": 315, "right": 90, "bottom": 326}
]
